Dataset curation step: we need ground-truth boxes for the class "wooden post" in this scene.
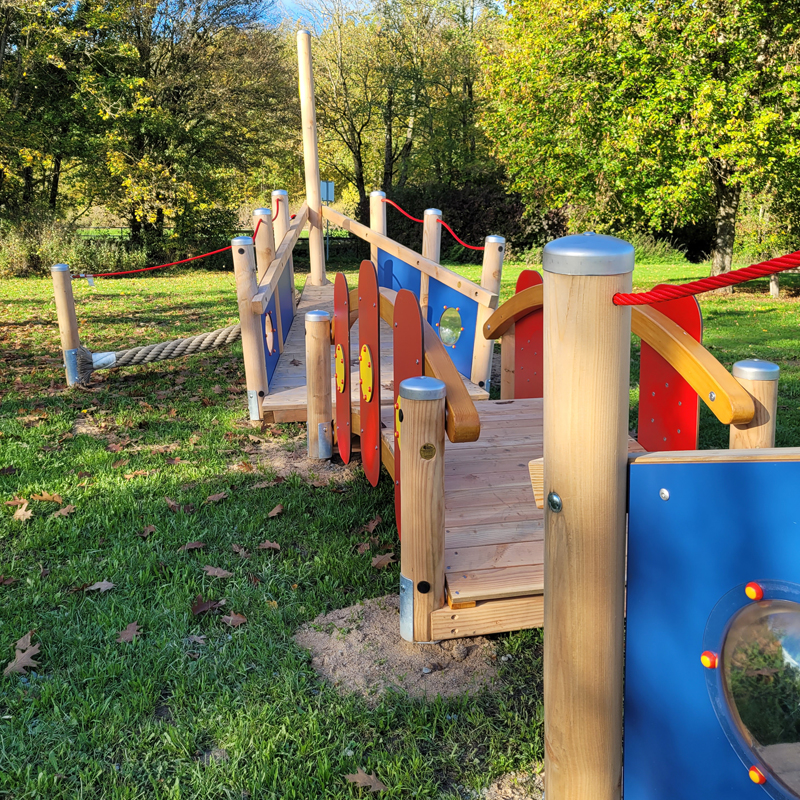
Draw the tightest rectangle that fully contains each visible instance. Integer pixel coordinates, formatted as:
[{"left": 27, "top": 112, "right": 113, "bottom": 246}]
[
  {"left": 398, "top": 376, "right": 447, "bottom": 643},
  {"left": 770, "top": 274, "right": 780, "bottom": 298},
  {"left": 470, "top": 236, "right": 505, "bottom": 390},
  {"left": 420, "top": 208, "right": 442, "bottom": 321},
  {"left": 370, "top": 191, "right": 387, "bottom": 267},
  {"left": 51, "top": 263, "right": 81, "bottom": 386},
  {"left": 543, "top": 233, "right": 634, "bottom": 800},
  {"left": 253, "top": 207, "right": 283, "bottom": 354},
  {"left": 305, "top": 310, "right": 333, "bottom": 459},
  {"left": 272, "top": 189, "right": 296, "bottom": 305},
  {"left": 729, "top": 359, "right": 779, "bottom": 449},
  {"left": 297, "top": 30, "right": 326, "bottom": 286},
  {"left": 500, "top": 324, "right": 515, "bottom": 399},
  {"left": 232, "top": 236, "right": 269, "bottom": 421}
]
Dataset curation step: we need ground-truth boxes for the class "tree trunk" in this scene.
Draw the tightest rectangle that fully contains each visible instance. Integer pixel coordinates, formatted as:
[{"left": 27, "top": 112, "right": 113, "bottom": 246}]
[
  {"left": 49, "top": 155, "right": 62, "bottom": 211},
  {"left": 709, "top": 158, "right": 741, "bottom": 293},
  {"left": 382, "top": 86, "right": 394, "bottom": 191}
]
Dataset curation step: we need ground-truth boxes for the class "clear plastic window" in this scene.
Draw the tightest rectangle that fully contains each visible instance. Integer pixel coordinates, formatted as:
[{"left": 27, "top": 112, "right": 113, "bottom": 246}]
[{"left": 438, "top": 307, "right": 462, "bottom": 346}]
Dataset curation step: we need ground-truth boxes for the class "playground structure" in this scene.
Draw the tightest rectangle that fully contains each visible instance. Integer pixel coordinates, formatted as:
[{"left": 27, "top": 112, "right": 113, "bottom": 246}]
[{"left": 49, "top": 28, "right": 800, "bottom": 800}]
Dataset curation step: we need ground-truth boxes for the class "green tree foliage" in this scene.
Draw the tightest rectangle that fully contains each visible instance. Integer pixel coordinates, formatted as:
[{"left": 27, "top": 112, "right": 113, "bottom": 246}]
[{"left": 482, "top": 0, "right": 800, "bottom": 274}]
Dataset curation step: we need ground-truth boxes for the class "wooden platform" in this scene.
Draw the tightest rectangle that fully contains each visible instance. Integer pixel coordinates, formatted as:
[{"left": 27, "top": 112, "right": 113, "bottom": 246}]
[{"left": 262, "top": 279, "right": 489, "bottom": 422}]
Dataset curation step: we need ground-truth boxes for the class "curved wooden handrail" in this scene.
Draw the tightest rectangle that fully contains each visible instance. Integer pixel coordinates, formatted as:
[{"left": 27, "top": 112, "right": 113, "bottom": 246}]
[
  {"left": 484, "top": 288, "right": 754, "bottom": 426},
  {"left": 483, "top": 284, "right": 543, "bottom": 339},
  {"left": 336, "top": 286, "right": 480, "bottom": 443}
]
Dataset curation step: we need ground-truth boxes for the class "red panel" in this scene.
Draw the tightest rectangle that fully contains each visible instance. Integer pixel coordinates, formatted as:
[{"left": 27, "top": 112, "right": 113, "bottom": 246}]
[
  {"left": 637, "top": 286, "right": 703, "bottom": 452},
  {"left": 514, "top": 270, "right": 544, "bottom": 399},
  {"left": 393, "top": 289, "right": 424, "bottom": 537},
  {"left": 359, "top": 260, "right": 382, "bottom": 486},
  {"left": 333, "top": 272, "right": 351, "bottom": 464}
]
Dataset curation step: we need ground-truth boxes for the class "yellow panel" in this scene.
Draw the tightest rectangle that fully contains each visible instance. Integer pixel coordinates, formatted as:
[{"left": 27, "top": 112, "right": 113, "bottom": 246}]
[
  {"left": 359, "top": 344, "right": 374, "bottom": 402},
  {"left": 335, "top": 343, "right": 346, "bottom": 394}
]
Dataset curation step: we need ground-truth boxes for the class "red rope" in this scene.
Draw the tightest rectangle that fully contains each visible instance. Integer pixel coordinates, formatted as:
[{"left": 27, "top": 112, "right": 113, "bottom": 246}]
[
  {"left": 436, "top": 219, "right": 485, "bottom": 251},
  {"left": 381, "top": 197, "right": 424, "bottom": 224},
  {"left": 613, "top": 251, "right": 800, "bottom": 305}
]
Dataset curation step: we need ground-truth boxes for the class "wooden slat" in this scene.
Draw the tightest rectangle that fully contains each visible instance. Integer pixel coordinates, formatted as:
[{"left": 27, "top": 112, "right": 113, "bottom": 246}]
[
  {"left": 445, "top": 540, "right": 542, "bottom": 573},
  {"left": 483, "top": 284, "right": 544, "bottom": 339},
  {"left": 430, "top": 595, "right": 543, "bottom": 640},
  {"left": 629, "top": 446, "right": 800, "bottom": 465},
  {"left": 445, "top": 520, "right": 543, "bottom": 549},
  {"left": 446, "top": 563, "right": 543, "bottom": 603},
  {"left": 322, "top": 205, "right": 495, "bottom": 307},
  {"left": 529, "top": 458, "right": 544, "bottom": 509}
]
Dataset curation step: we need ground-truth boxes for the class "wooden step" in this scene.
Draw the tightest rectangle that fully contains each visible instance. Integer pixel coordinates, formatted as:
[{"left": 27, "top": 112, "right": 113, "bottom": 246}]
[
  {"left": 445, "top": 563, "right": 543, "bottom": 604},
  {"left": 431, "top": 594, "right": 544, "bottom": 640}
]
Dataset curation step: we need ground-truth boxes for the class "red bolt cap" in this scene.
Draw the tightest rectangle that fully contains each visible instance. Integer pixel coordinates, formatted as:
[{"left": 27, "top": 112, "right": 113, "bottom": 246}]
[
  {"left": 701, "top": 651, "right": 718, "bottom": 669},
  {"left": 749, "top": 766, "right": 766, "bottom": 785},
  {"left": 745, "top": 582, "right": 764, "bottom": 601}
]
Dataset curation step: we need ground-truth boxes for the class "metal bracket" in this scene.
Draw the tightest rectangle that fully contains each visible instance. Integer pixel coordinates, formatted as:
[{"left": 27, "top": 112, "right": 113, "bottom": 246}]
[
  {"left": 64, "top": 348, "right": 79, "bottom": 386},
  {"left": 399, "top": 574, "right": 414, "bottom": 641},
  {"left": 317, "top": 422, "right": 332, "bottom": 460},
  {"left": 247, "top": 389, "right": 260, "bottom": 421}
]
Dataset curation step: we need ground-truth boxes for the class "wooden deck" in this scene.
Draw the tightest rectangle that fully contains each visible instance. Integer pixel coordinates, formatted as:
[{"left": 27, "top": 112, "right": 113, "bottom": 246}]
[{"left": 262, "top": 279, "right": 489, "bottom": 422}]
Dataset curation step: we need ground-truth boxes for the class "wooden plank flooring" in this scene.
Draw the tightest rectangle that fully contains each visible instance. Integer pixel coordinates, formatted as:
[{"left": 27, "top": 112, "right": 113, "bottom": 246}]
[{"left": 262, "top": 278, "right": 488, "bottom": 422}]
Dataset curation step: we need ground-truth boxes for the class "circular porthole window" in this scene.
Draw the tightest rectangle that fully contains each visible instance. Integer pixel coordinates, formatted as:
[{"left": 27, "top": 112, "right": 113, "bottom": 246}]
[
  {"left": 264, "top": 312, "right": 276, "bottom": 355},
  {"left": 703, "top": 581, "right": 800, "bottom": 799},
  {"left": 438, "top": 307, "right": 462, "bottom": 346}
]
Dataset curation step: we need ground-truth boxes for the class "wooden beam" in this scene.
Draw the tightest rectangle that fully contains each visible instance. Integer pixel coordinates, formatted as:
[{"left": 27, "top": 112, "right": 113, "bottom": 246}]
[
  {"left": 321, "top": 205, "right": 496, "bottom": 307},
  {"left": 528, "top": 458, "right": 544, "bottom": 509},
  {"left": 430, "top": 594, "right": 543, "bottom": 640},
  {"left": 483, "top": 284, "right": 543, "bottom": 339},
  {"left": 631, "top": 304, "right": 754, "bottom": 426}
]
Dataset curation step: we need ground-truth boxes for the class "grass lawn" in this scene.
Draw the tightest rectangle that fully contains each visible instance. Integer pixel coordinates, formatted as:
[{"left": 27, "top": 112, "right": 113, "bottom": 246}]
[{"left": 1, "top": 255, "right": 799, "bottom": 798}]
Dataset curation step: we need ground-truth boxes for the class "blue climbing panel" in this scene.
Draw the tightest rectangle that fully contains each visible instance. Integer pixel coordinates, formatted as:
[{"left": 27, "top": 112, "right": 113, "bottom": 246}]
[
  {"left": 277, "top": 265, "right": 294, "bottom": 345},
  {"left": 625, "top": 459, "right": 800, "bottom": 800},
  {"left": 377, "top": 248, "right": 421, "bottom": 296},
  {"left": 261, "top": 294, "right": 280, "bottom": 383}
]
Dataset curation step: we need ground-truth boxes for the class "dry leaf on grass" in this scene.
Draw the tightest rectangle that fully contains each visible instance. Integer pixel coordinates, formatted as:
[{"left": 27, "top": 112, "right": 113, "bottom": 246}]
[
  {"left": 356, "top": 542, "right": 371, "bottom": 555},
  {"left": 357, "top": 515, "right": 382, "bottom": 535},
  {"left": 247, "top": 573, "right": 261, "bottom": 586},
  {"left": 345, "top": 768, "right": 387, "bottom": 793},
  {"left": 235, "top": 461, "right": 254, "bottom": 473},
  {"left": 222, "top": 613, "right": 247, "bottom": 628},
  {"left": 165, "top": 496, "right": 179, "bottom": 512},
  {"left": 51, "top": 504, "right": 76, "bottom": 519},
  {"left": 116, "top": 622, "right": 142, "bottom": 643},
  {"left": 204, "top": 492, "right": 228, "bottom": 504},
  {"left": 191, "top": 595, "right": 225, "bottom": 615},
  {"left": 251, "top": 478, "right": 284, "bottom": 489},
  {"left": 257, "top": 540, "right": 280, "bottom": 551},
  {"left": 178, "top": 541, "right": 205, "bottom": 553},
  {"left": 112, "top": 459, "right": 129, "bottom": 469},
  {"left": 0, "top": 466, "right": 17, "bottom": 476},
  {"left": 139, "top": 525, "right": 156, "bottom": 539},
  {"left": 232, "top": 544, "right": 250, "bottom": 559},
  {"left": 31, "top": 492, "right": 63, "bottom": 503},
  {"left": 39, "top": 566, "right": 50, "bottom": 579},
  {"left": 203, "top": 566, "right": 233, "bottom": 579},
  {"left": 16, "top": 631, "right": 34, "bottom": 650},
  {"left": 3, "top": 642, "right": 40, "bottom": 677},
  {"left": 13, "top": 503, "right": 32, "bottom": 522},
  {"left": 85, "top": 580, "right": 115, "bottom": 593},
  {"left": 187, "top": 635, "right": 206, "bottom": 645},
  {"left": 0, "top": 575, "right": 18, "bottom": 586},
  {"left": 165, "top": 457, "right": 184, "bottom": 465},
  {"left": 268, "top": 504, "right": 284, "bottom": 518},
  {"left": 4, "top": 496, "right": 26, "bottom": 507},
  {"left": 371, "top": 553, "right": 396, "bottom": 570},
  {"left": 124, "top": 470, "right": 149, "bottom": 480}
]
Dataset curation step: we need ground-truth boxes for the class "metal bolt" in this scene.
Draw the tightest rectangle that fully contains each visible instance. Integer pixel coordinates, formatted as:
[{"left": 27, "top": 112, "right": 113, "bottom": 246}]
[
  {"left": 709, "top": 391, "right": 716, "bottom": 401},
  {"left": 547, "top": 492, "right": 563, "bottom": 513},
  {"left": 659, "top": 488, "right": 670, "bottom": 501}
]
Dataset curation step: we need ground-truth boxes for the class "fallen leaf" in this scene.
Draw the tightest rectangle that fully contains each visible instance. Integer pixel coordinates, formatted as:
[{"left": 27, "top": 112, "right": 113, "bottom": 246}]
[
  {"left": 68, "top": 582, "right": 90, "bottom": 594},
  {"left": 247, "top": 573, "right": 261, "bottom": 586},
  {"left": 15, "top": 631, "right": 34, "bottom": 650},
  {"left": 0, "top": 575, "right": 17, "bottom": 586},
  {"left": 165, "top": 457, "right": 184, "bottom": 465},
  {"left": 106, "top": 443, "right": 124, "bottom": 453},
  {"left": 85, "top": 580, "right": 115, "bottom": 593},
  {"left": 257, "top": 540, "right": 280, "bottom": 551},
  {"left": 267, "top": 600, "right": 278, "bottom": 609},
  {"left": 221, "top": 613, "right": 247, "bottom": 628},
  {"left": 31, "top": 492, "right": 63, "bottom": 503},
  {"left": 268, "top": 504, "right": 284, "bottom": 518},
  {"left": 251, "top": 478, "right": 284, "bottom": 489},
  {"left": 191, "top": 595, "right": 225, "bottom": 615},
  {"left": 356, "top": 542, "right": 371, "bottom": 555},
  {"left": 235, "top": 461, "right": 254, "bottom": 473},
  {"left": 178, "top": 541, "right": 205, "bottom": 553},
  {"left": 203, "top": 566, "right": 233, "bottom": 578},
  {"left": 289, "top": 358, "right": 302, "bottom": 366},
  {"left": 4, "top": 496, "right": 27, "bottom": 507},
  {"left": 345, "top": 768, "right": 387, "bottom": 793},
  {"left": 139, "top": 525, "right": 156, "bottom": 539},
  {"left": 0, "top": 466, "right": 17, "bottom": 476},
  {"left": 187, "top": 635, "right": 206, "bottom": 645},
  {"left": 165, "top": 496, "right": 180, "bottom": 512},
  {"left": 358, "top": 515, "right": 382, "bottom": 535},
  {"left": 51, "top": 504, "right": 76, "bottom": 518},
  {"left": 13, "top": 503, "right": 32, "bottom": 522},
  {"left": 39, "top": 566, "right": 50, "bottom": 579},
  {"left": 232, "top": 544, "right": 250, "bottom": 559},
  {"left": 371, "top": 553, "right": 396, "bottom": 570},
  {"left": 211, "top": 385, "right": 223, "bottom": 394},
  {"left": 204, "top": 491, "right": 228, "bottom": 504},
  {"left": 112, "top": 459, "right": 129, "bottom": 469},
  {"left": 124, "top": 470, "right": 149, "bottom": 480},
  {"left": 187, "top": 651, "right": 200, "bottom": 659},
  {"left": 116, "top": 622, "right": 142, "bottom": 643},
  {"left": 77, "top": 471, "right": 92, "bottom": 478},
  {"left": 3, "top": 643, "right": 40, "bottom": 676}
]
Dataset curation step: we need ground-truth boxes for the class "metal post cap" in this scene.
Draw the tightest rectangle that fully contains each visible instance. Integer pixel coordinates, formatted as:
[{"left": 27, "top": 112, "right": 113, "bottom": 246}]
[
  {"left": 298, "top": 28, "right": 311, "bottom": 36},
  {"left": 485, "top": 235, "right": 505, "bottom": 244},
  {"left": 732, "top": 359, "right": 780, "bottom": 381},
  {"left": 399, "top": 376, "right": 447, "bottom": 401},
  {"left": 51, "top": 263, "right": 70, "bottom": 272},
  {"left": 231, "top": 236, "right": 253, "bottom": 247},
  {"left": 305, "top": 309, "right": 330, "bottom": 323},
  {"left": 424, "top": 208, "right": 442, "bottom": 216},
  {"left": 370, "top": 190, "right": 386, "bottom": 197},
  {"left": 543, "top": 232, "right": 634, "bottom": 276},
  {"left": 253, "top": 208, "right": 271, "bottom": 217},
  {"left": 271, "top": 189, "right": 288, "bottom": 197}
]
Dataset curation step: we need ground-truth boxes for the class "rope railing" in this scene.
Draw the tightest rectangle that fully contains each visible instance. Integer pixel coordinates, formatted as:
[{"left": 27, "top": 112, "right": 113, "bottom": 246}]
[
  {"left": 613, "top": 251, "right": 800, "bottom": 305},
  {"left": 380, "top": 197, "right": 485, "bottom": 250}
]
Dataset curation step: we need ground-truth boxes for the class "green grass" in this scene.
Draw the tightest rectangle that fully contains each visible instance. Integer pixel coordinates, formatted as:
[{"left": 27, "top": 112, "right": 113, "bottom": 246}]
[{"left": 2, "top": 257, "right": 800, "bottom": 798}]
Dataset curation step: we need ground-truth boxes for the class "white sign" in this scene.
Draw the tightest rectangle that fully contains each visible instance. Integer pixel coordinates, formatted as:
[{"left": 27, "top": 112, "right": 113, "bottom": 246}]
[{"left": 320, "top": 180, "right": 335, "bottom": 203}]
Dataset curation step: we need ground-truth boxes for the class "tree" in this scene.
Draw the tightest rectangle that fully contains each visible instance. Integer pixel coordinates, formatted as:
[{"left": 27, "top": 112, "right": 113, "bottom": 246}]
[{"left": 482, "top": 0, "right": 800, "bottom": 276}]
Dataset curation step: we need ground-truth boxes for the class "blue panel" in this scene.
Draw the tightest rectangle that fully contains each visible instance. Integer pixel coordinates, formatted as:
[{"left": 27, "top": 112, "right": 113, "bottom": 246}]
[
  {"left": 625, "top": 461, "right": 800, "bottom": 800},
  {"left": 377, "top": 248, "right": 420, "bottom": 295},
  {"left": 277, "top": 265, "right": 294, "bottom": 344},
  {"left": 426, "top": 280, "right": 478, "bottom": 380},
  {"left": 261, "top": 294, "right": 280, "bottom": 383}
]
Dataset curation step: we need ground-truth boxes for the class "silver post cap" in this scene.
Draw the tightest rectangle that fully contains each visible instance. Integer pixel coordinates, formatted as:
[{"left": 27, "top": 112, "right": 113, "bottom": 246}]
[
  {"left": 305, "top": 310, "right": 330, "bottom": 323},
  {"left": 271, "top": 189, "right": 288, "bottom": 197},
  {"left": 732, "top": 359, "right": 780, "bottom": 381},
  {"left": 424, "top": 208, "right": 442, "bottom": 216},
  {"left": 51, "top": 263, "right": 70, "bottom": 273},
  {"left": 231, "top": 236, "right": 253, "bottom": 247},
  {"left": 543, "top": 232, "right": 634, "bottom": 276},
  {"left": 253, "top": 208, "right": 271, "bottom": 217},
  {"left": 399, "top": 376, "right": 447, "bottom": 401},
  {"left": 370, "top": 190, "right": 386, "bottom": 198},
  {"left": 485, "top": 235, "right": 505, "bottom": 244},
  {"left": 298, "top": 28, "right": 311, "bottom": 37}
]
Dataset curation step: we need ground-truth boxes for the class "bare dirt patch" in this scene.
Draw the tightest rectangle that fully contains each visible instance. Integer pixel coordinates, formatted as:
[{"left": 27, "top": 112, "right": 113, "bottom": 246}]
[
  {"left": 294, "top": 595, "right": 500, "bottom": 705},
  {"left": 482, "top": 771, "right": 543, "bottom": 799}
]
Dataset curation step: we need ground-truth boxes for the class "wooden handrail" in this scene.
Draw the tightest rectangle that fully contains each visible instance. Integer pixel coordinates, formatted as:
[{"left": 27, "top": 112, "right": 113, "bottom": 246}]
[
  {"left": 251, "top": 202, "right": 309, "bottom": 313},
  {"left": 338, "top": 285, "right": 480, "bottom": 443},
  {"left": 484, "top": 289, "right": 755, "bottom": 426},
  {"left": 321, "top": 205, "right": 496, "bottom": 308}
]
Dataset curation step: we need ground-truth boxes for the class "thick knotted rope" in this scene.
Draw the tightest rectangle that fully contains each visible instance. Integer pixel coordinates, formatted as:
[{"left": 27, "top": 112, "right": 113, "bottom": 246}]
[{"left": 76, "top": 324, "right": 242, "bottom": 383}]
